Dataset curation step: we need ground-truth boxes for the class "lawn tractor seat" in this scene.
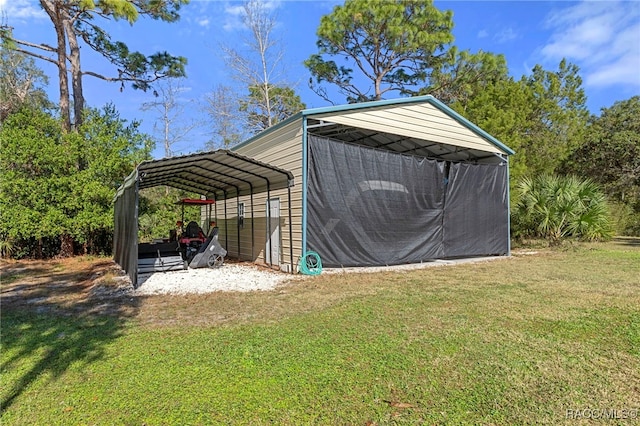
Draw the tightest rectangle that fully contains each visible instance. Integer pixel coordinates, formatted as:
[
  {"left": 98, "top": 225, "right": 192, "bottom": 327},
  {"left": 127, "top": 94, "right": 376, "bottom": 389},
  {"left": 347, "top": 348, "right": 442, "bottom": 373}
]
[
  {"left": 184, "top": 221, "right": 203, "bottom": 239},
  {"left": 179, "top": 221, "right": 206, "bottom": 264}
]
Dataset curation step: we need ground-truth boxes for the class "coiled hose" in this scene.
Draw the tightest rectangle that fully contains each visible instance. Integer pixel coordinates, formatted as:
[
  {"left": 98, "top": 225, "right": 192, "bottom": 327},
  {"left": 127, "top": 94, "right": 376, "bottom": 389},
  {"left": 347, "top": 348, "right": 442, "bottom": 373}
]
[{"left": 298, "top": 251, "right": 322, "bottom": 275}]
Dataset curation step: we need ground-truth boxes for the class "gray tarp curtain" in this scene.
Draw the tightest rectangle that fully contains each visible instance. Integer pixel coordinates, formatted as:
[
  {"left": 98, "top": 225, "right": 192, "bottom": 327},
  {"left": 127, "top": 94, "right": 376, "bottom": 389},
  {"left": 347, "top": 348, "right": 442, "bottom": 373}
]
[
  {"left": 113, "top": 172, "right": 138, "bottom": 285},
  {"left": 443, "top": 161, "right": 509, "bottom": 257},
  {"left": 306, "top": 135, "right": 508, "bottom": 267}
]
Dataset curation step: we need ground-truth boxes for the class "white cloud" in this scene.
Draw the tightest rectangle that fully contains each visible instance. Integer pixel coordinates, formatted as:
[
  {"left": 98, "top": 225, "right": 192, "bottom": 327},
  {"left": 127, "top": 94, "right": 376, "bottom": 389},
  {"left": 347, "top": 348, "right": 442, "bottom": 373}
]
[
  {"left": 587, "top": 51, "right": 640, "bottom": 87},
  {"left": 197, "top": 17, "right": 210, "bottom": 28},
  {"left": 541, "top": 0, "right": 640, "bottom": 88},
  {"left": 494, "top": 27, "right": 517, "bottom": 43},
  {"left": 222, "top": 4, "right": 246, "bottom": 32},
  {"left": 475, "top": 27, "right": 517, "bottom": 44},
  {"left": 225, "top": 4, "right": 245, "bottom": 17},
  {"left": 0, "top": 0, "right": 46, "bottom": 20},
  {"left": 222, "top": 0, "right": 282, "bottom": 32}
]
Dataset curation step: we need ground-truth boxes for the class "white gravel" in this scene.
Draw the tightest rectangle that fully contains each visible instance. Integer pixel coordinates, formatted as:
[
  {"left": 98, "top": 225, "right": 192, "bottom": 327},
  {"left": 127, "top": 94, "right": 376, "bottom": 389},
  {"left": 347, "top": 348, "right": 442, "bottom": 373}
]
[
  {"left": 134, "top": 264, "right": 293, "bottom": 295},
  {"left": 131, "top": 256, "right": 509, "bottom": 296}
]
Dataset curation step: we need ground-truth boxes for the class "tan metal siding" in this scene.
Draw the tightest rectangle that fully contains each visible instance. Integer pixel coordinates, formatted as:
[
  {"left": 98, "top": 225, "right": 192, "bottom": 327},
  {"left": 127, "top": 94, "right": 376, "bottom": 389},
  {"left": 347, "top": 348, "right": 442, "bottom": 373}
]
[{"left": 228, "top": 120, "right": 305, "bottom": 270}]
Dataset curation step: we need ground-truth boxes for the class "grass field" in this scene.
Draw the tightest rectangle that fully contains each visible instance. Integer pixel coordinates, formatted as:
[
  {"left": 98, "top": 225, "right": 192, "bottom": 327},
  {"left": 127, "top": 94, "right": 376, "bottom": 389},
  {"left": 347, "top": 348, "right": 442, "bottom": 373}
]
[{"left": 1, "top": 241, "right": 639, "bottom": 425}]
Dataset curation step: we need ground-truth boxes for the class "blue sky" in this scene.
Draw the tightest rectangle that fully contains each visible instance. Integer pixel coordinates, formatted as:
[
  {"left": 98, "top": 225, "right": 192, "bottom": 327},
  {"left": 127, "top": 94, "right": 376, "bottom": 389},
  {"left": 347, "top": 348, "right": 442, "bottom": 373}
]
[{"left": 2, "top": 0, "right": 639, "bottom": 158}]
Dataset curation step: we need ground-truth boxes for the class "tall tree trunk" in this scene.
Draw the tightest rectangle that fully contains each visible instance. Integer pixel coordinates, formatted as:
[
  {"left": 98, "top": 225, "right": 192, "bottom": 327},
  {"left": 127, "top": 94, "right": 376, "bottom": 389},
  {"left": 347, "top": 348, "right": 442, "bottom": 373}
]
[
  {"left": 63, "top": 19, "right": 86, "bottom": 174},
  {"left": 41, "top": 0, "right": 71, "bottom": 132},
  {"left": 64, "top": 19, "right": 84, "bottom": 130},
  {"left": 60, "top": 233, "right": 74, "bottom": 257},
  {"left": 37, "top": 237, "right": 43, "bottom": 259},
  {"left": 164, "top": 100, "right": 170, "bottom": 157},
  {"left": 41, "top": 1, "right": 77, "bottom": 256},
  {"left": 258, "top": 18, "right": 272, "bottom": 128}
]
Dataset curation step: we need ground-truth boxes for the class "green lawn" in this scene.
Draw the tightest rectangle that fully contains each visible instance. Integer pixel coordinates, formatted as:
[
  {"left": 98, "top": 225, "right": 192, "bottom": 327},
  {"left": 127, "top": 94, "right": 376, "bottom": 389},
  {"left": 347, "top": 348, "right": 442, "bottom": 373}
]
[{"left": 2, "top": 242, "right": 639, "bottom": 425}]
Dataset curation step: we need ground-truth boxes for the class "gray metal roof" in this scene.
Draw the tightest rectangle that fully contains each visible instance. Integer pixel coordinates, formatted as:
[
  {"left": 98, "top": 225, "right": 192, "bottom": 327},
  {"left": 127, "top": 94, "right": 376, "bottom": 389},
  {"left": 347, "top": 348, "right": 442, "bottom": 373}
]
[{"left": 132, "top": 149, "right": 294, "bottom": 200}]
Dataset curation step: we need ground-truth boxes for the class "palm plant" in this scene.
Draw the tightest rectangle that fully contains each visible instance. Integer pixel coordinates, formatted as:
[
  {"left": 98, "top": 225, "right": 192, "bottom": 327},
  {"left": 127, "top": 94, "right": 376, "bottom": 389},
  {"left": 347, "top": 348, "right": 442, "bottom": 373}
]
[
  {"left": 0, "top": 234, "right": 15, "bottom": 258},
  {"left": 513, "top": 174, "right": 611, "bottom": 242}
]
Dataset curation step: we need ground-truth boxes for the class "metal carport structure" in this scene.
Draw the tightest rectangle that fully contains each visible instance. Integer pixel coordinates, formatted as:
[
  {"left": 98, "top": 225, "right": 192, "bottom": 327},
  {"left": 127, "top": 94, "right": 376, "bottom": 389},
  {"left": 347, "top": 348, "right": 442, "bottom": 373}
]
[
  {"left": 232, "top": 95, "right": 515, "bottom": 268},
  {"left": 113, "top": 150, "right": 295, "bottom": 288}
]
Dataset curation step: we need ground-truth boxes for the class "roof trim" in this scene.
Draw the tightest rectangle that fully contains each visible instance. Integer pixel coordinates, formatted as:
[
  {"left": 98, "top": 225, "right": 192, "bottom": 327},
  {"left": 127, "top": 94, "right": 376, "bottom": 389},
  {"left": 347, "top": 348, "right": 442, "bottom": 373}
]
[
  {"left": 425, "top": 97, "right": 515, "bottom": 156},
  {"left": 232, "top": 95, "right": 514, "bottom": 156},
  {"left": 301, "top": 95, "right": 433, "bottom": 116},
  {"left": 232, "top": 112, "right": 303, "bottom": 150}
]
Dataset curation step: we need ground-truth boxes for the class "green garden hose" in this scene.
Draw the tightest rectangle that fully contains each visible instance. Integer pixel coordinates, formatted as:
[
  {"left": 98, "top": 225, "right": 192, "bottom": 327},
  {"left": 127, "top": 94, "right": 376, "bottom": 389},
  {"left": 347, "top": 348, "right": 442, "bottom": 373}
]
[{"left": 299, "top": 251, "right": 322, "bottom": 275}]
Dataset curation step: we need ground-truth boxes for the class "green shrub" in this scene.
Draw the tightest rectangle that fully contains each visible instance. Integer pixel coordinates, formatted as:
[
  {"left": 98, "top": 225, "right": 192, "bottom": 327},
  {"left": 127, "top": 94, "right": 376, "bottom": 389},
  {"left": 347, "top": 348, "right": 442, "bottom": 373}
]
[
  {"left": 512, "top": 174, "right": 612, "bottom": 243},
  {"left": 0, "top": 106, "right": 151, "bottom": 258},
  {"left": 609, "top": 201, "right": 640, "bottom": 237}
]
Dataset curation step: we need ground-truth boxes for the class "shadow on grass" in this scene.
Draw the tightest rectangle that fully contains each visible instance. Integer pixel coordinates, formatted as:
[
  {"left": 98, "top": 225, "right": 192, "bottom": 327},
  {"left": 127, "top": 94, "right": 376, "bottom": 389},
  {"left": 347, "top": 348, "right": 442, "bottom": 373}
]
[
  {"left": 0, "top": 259, "right": 139, "bottom": 414},
  {"left": 613, "top": 236, "right": 640, "bottom": 247}
]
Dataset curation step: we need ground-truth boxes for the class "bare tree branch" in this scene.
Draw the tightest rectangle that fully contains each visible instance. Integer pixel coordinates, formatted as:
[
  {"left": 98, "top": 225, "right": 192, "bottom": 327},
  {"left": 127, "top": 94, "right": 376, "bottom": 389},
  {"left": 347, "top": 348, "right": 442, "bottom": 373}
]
[
  {"left": 82, "top": 70, "right": 168, "bottom": 84},
  {"left": 10, "top": 37, "right": 57, "bottom": 53},
  {"left": 212, "top": 0, "right": 302, "bottom": 136},
  {"left": 10, "top": 47, "right": 58, "bottom": 66},
  {"left": 141, "top": 78, "right": 201, "bottom": 157}
]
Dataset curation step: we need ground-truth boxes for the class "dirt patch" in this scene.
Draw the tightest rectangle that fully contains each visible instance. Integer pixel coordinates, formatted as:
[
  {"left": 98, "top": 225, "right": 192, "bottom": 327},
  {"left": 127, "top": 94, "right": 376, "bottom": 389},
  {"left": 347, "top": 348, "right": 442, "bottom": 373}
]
[
  {"left": 0, "top": 256, "right": 387, "bottom": 328},
  {"left": 1, "top": 257, "right": 135, "bottom": 317},
  {"left": 1, "top": 257, "right": 312, "bottom": 327}
]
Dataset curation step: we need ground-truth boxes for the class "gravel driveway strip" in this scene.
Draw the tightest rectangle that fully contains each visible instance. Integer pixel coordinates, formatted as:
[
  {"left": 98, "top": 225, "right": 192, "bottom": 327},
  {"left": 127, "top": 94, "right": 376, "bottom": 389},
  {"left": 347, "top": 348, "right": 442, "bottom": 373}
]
[
  {"left": 132, "top": 256, "right": 509, "bottom": 295},
  {"left": 134, "top": 264, "right": 294, "bottom": 295}
]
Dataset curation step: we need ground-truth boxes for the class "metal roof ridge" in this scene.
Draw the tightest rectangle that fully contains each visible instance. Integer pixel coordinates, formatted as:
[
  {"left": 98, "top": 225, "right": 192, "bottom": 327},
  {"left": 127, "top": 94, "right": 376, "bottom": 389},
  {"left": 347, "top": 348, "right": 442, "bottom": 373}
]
[{"left": 300, "top": 94, "right": 437, "bottom": 116}]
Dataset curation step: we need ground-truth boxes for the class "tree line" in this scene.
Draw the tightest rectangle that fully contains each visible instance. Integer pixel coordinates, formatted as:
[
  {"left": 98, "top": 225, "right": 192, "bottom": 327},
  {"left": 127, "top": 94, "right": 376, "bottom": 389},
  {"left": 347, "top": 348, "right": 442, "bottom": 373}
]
[{"left": 1, "top": 0, "right": 638, "bottom": 258}]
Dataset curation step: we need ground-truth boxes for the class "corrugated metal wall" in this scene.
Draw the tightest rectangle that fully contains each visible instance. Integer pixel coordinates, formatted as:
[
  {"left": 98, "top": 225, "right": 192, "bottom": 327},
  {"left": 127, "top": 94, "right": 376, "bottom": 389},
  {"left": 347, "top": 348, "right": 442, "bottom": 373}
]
[{"left": 230, "top": 119, "right": 304, "bottom": 270}]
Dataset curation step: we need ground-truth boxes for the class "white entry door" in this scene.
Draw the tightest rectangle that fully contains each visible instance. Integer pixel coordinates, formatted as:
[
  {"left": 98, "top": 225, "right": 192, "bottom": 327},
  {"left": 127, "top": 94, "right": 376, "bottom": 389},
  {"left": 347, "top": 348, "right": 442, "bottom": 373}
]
[{"left": 266, "top": 198, "right": 281, "bottom": 265}]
